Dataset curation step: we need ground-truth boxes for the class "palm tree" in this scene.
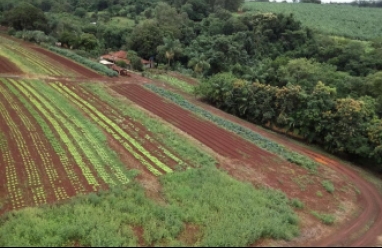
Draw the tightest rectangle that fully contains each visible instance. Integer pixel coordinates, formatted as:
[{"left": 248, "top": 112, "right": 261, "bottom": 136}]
[
  {"left": 187, "top": 53, "right": 210, "bottom": 77},
  {"left": 157, "top": 37, "right": 182, "bottom": 67}
]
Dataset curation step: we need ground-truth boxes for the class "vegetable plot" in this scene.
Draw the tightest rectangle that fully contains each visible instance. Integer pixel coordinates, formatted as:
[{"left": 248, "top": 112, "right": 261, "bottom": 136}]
[{"left": 0, "top": 78, "right": 192, "bottom": 212}]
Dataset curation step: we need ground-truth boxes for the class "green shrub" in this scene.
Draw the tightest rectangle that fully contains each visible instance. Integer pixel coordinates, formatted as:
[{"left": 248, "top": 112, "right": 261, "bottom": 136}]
[
  {"left": 311, "top": 211, "right": 335, "bottom": 225},
  {"left": 45, "top": 46, "right": 118, "bottom": 77},
  {"left": 290, "top": 198, "right": 304, "bottom": 209},
  {"left": 321, "top": 180, "right": 335, "bottom": 193}
]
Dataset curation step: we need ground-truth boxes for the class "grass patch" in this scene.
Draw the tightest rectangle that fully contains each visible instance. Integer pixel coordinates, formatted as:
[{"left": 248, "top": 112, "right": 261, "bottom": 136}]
[
  {"left": 321, "top": 180, "right": 335, "bottom": 193},
  {"left": 144, "top": 72, "right": 196, "bottom": 94},
  {"left": 311, "top": 211, "right": 335, "bottom": 225},
  {"left": 0, "top": 167, "right": 300, "bottom": 246},
  {"left": 316, "top": 191, "right": 323, "bottom": 198},
  {"left": 290, "top": 198, "right": 304, "bottom": 209}
]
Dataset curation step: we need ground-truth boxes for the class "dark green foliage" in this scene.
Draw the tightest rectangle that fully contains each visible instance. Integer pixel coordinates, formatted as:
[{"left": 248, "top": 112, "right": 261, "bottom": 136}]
[
  {"left": 46, "top": 46, "right": 118, "bottom": 77},
  {"left": 193, "top": 73, "right": 382, "bottom": 169},
  {"left": 3, "top": 2, "right": 48, "bottom": 31}
]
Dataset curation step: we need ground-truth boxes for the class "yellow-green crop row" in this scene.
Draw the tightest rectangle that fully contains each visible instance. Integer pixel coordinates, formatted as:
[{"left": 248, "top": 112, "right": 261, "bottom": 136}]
[
  {"left": 0, "top": 82, "right": 69, "bottom": 201},
  {"left": 0, "top": 133, "right": 25, "bottom": 209},
  {"left": 17, "top": 80, "right": 110, "bottom": 186},
  {"left": 0, "top": 44, "right": 55, "bottom": 75},
  {"left": 76, "top": 86, "right": 185, "bottom": 167},
  {"left": 30, "top": 81, "right": 130, "bottom": 186},
  {"left": 53, "top": 83, "right": 173, "bottom": 175},
  {"left": 0, "top": 36, "right": 73, "bottom": 76},
  {"left": 34, "top": 84, "right": 129, "bottom": 185},
  {"left": 1, "top": 79, "right": 86, "bottom": 193},
  {"left": 7, "top": 79, "right": 100, "bottom": 188},
  {"left": 0, "top": 91, "right": 46, "bottom": 206}
]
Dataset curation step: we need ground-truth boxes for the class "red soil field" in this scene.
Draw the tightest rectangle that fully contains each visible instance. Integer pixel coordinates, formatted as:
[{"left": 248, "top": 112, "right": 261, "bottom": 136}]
[
  {"left": 31, "top": 47, "right": 104, "bottom": 79},
  {"left": 0, "top": 56, "right": 22, "bottom": 74},
  {"left": 175, "top": 94, "right": 382, "bottom": 247},
  {"left": 111, "top": 83, "right": 382, "bottom": 247},
  {"left": 111, "top": 84, "right": 352, "bottom": 213}
]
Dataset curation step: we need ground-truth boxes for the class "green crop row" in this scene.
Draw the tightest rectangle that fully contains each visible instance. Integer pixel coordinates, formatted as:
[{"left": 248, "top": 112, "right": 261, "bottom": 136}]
[
  {"left": 0, "top": 82, "right": 68, "bottom": 201},
  {"left": 53, "top": 83, "right": 172, "bottom": 175},
  {"left": 7, "top": 79, "right": 100, "bottom": 188},
  {"left": 145, "top": 84, "right": 319, "bottom": 172},
  {"left": 0, "top": 131, "right": 25, "bottom": 209},
  {"left": 45, "top": 46, "right": 118, "bottom": 77},
  {"left": 74, "top": 84, "right": 186, "bottom": 168},
  {"left": 0, "top": 38, "right": 68, "bottom": 76},
  {"left": 24, "top": 80, "right": 130, "bottom": 186},
  {"left": 0, "top": 89, "right": 45, "bottom": 206},
  {"left": 84, "top": 84, "right": 216, "bottom": 169},
  {"left": 2, "top": 79, "right": 86, "bottom": 194}
]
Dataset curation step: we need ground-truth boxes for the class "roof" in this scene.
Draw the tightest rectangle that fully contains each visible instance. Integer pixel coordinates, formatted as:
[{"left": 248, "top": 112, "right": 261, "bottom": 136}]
[
  {"left": 99, "top": 59, "right": 114, "bottom": 65},
  {"left": 100, "top": 51, "right": 151, "bottom": 65}
]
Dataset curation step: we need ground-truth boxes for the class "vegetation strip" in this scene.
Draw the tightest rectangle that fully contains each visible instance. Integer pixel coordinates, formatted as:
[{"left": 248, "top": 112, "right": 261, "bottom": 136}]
[
  {"left": 7, "top": 79, "right": 101, "bottom": 188},
  {"left": 1, "top": 79, "right": 86, "bottom": 194},
  {"left": 145, "top": 84, "right": 319, "bottom": 171},
  {"left": 84, "top": 84, "right": 216, "bottom": 169},
  {"left": 0, "top": 132, "right": 25, "bottom": 209},
  {"left": 24, "top": 80, "right": 129, "bottom": 186},
  {"left": 0, "top": 82, "right": 69, "bottom": 201},
  {"left": 0, "top": 85, "right": 46, "bottom": 206},
  {"left": 53, "top": 83, "right": 171, "bottom": 175},
  {"left": 73, "top": 84, "right": 186, "bottom": 168}
]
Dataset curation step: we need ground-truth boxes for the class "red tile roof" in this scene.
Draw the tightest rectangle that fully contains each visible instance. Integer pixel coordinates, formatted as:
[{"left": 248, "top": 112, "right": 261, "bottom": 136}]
[{"left": 101, "top": 50, "right": 150, "bottom": 65}]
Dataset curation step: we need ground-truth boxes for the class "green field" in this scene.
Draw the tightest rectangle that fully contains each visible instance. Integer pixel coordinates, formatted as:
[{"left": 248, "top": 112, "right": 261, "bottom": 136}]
[{"left": 242, "top": 2, "right": 382, "bottom": 40}]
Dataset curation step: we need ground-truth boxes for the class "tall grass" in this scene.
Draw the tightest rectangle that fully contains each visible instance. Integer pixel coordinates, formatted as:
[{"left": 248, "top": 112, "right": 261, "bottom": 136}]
[{"left": 0, "top": 167, "right": 299, "bottom": 246}]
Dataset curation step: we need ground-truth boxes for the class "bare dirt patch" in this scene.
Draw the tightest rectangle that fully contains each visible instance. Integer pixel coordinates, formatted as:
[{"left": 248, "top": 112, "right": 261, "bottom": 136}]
[{"left": 178, "top": 223, "right": 201, "bottom": 246}]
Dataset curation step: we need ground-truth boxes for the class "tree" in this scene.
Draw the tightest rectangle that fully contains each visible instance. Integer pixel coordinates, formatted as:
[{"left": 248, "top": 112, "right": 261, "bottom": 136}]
[
  {"left": 3, "top": 2, "right": 48, "bottom": 31},
  {"left": 127, "top": 20, "right": 163, "bottom": 59},
  {"left": 127, "top": 50, "right": 143, "bottom": 71},
  {"left": 188, "top": 53, "right": 210, "bottom": 77},
  {"left": 157, "top": 37, "right": 183, "bottom": 67}
]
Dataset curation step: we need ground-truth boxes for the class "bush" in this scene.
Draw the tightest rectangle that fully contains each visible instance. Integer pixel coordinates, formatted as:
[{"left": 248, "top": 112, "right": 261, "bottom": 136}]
[{"left": 321, "top": 180, "right": 335, "bottom": 193}]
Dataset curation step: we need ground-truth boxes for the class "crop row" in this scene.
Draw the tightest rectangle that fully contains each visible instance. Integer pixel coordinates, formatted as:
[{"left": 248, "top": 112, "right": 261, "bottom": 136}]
[
  {"left": 6, "top": 79, "right": 101, "bottom": 189},
  {"left": 145, "top": 84, "right": 319, "bottom": 171},
  {"left": 0, "top": 86, "right": 46, "bottom": 206},
  {"left": 0, "top": 36, "right": 71, "bottom": 76},
  {"left": 36, "top": 82, "right": 131, "bottom": 185},
  {"left": 1, "top": 79, "right": 86, "bottom": 194},
  {"left": 74, "top": 85, "right": 186, "bottom": 168},
  {"left": 0, "top": 133, "right": 24, "bottom": 209},
  {"left": 26, "top": 80, "right": 132, "bottom": 185},
  {"left": 0, "top": 82, "right": 70, "bottom": 201},
  {"left": 52, "top": 83, "right": 173, "bottom": 176}
]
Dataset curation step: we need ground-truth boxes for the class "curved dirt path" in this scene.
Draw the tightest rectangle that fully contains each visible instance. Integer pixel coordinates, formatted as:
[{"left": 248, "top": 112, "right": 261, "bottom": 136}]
[{"left": 114, "top": 83, "right": 382, "bottom": 247}]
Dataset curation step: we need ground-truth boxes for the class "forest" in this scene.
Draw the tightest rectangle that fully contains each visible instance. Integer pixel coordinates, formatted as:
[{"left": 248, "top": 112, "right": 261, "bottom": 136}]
[{"left": 0, "top": 0, "right": 381, "bottom": 169}]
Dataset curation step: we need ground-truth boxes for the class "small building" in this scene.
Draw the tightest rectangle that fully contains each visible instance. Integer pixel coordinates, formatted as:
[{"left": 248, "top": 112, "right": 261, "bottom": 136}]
[{"left": 99, "top": 50, "right": 152, "bottom": 70}]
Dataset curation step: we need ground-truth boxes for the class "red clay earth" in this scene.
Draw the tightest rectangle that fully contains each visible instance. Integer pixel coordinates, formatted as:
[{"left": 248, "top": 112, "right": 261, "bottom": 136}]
[
  {"left": 112, "top": 83, "right": 382, "bottom": 247},
  {"left": 31, "top": 47, "right": 104, "bottom": 79},
  {"left": 0, "top": 56, "right": 22, "bottom": 74}
]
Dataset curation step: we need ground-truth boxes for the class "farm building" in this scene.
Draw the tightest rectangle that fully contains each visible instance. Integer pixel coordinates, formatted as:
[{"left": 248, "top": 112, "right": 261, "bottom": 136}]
[{"left": 99, "top": 50, "right": 152, "bottom": 70}]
